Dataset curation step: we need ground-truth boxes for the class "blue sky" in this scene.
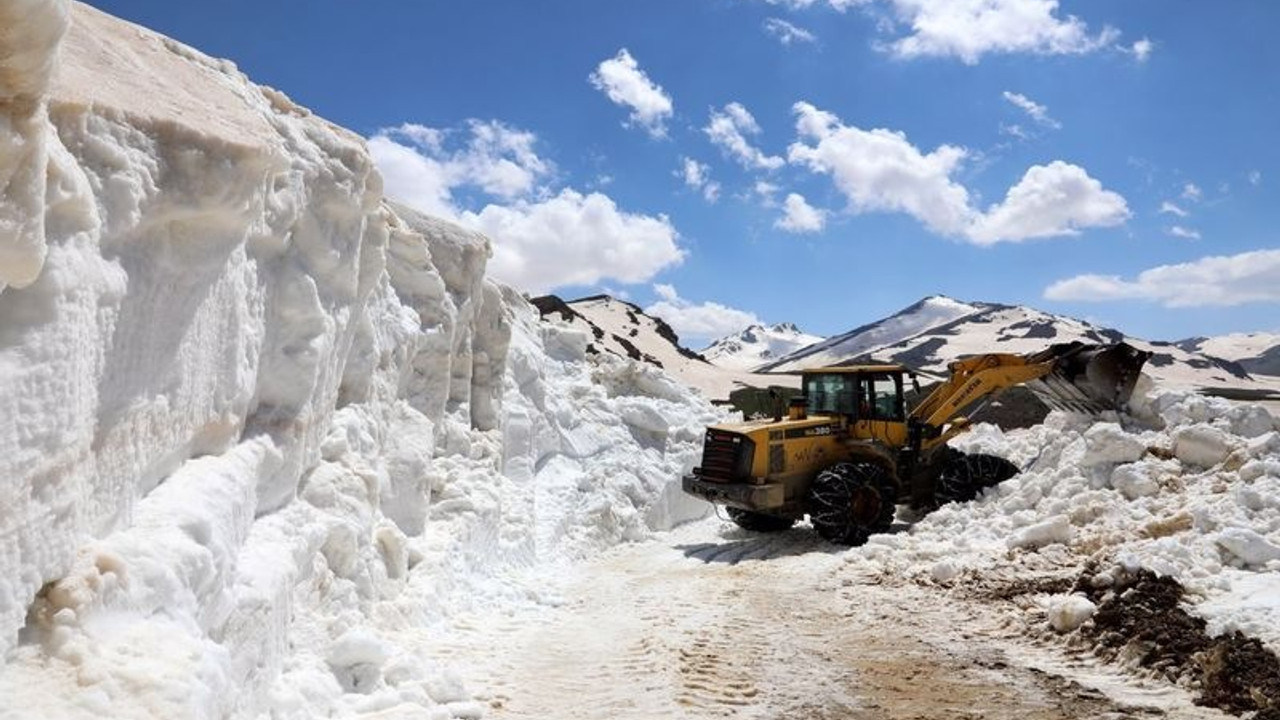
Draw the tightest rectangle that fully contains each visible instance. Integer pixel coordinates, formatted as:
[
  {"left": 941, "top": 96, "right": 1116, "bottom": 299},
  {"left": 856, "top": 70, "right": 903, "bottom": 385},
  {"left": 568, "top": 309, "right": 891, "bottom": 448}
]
[{"left": 90, "top": 0, "right": 1279, "bottom": 346}]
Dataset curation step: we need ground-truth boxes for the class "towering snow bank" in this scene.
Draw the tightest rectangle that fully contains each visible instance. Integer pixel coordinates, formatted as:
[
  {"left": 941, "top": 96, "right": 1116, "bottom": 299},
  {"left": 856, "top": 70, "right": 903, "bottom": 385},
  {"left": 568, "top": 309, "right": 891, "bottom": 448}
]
[
  {"left": 0, "top": 3, "right": 722, "bottom": 717},
  {"left": 0, "top": 0, "right": 68, "bottom": 288}
]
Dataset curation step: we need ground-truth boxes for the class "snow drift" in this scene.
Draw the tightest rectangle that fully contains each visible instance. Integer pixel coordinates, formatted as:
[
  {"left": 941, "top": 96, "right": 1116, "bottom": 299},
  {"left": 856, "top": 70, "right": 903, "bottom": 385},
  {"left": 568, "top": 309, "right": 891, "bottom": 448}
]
[{"left": 0, "top": 3, "right": 719, "bottom": 717}]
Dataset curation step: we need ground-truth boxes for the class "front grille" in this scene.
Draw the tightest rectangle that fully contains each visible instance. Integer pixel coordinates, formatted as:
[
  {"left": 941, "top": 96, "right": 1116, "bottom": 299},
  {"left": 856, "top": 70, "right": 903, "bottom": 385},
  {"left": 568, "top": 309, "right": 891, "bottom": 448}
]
[{"left": 698, "top": 430, "right": 754, "bottom": 482}]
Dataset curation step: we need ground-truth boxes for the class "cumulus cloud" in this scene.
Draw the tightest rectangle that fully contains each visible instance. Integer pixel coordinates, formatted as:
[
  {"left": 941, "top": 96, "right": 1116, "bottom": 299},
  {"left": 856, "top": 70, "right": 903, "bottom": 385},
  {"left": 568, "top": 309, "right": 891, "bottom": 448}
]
[
  {"left": 1159, "top": 201, "right": 1189, "bottom": 218},
  {"left": 645, "top": 284, "right": 761, "bottom": 341},
  {"left": 1044, "top": 249, "right": 1280, "bottom": 307},
  {"left": 678, "top": 157, "right": 721, "bottom": 202},
  {"left": 764, "top": 17, "right": 817, "bottom": 45},
  {"left": 1182, "top": 182, "right": 1203, "bottom": 201},
  {"left": 371, "top": 120, "right": 684, "bottom": 294},
  {"left": 706, "top": 103, "right": 786, "bottom": 171},
  {"left": 1249, "top": 170, "right": 1263, "bottom": 186},
  {"left": 466, "top": 190, "right": 684, "bottom": 294},
  {"left": 787, "top": 103, "right": 1129, "bottom": 244},
  {"left": 968, "top": 161, "right": 1130, "bottom": 245},
  {"left": 754, "top": 181, "right": 781, "bottom": 206},
  {"left": 758, "top": 0, "right": 1123, "bottom": 63},
  {"left": 775, "top": 193, "right": 827, "bottom": 233},
  {"left": 1002, "top": 91, "right": 1060, "bottom": 128},
  {"left": 369, "top": 121, "right": 554, "bottom": 217},
  {"left": 881, "top": 0, "right": 1120, "bottom": 64},
  {"left": 1129, "top": 38, "right": 1153, "bottom": 62},
  {"left": 589, "top": 49, "right": 673, "bottom": 138},
  {"left": 1167, "top": 225, "right": 1201, "bottom": 240},
  {"left": 788, "top": 101, "right": 974, "bottom": 236}
]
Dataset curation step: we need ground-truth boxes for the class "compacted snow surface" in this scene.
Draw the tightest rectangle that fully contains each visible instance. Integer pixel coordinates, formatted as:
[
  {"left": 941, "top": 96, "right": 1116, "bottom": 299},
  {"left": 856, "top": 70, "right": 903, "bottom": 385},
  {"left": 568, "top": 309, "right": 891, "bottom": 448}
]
[{"left": 2, "top": 2, "right": 1280, "bottom": 719}]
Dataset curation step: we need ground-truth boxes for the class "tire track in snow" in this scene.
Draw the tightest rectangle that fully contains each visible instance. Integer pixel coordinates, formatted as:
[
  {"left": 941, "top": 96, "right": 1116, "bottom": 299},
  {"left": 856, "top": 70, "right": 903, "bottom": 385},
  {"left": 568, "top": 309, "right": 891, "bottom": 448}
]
[{"left": 433, "top": 519, "right": 1234, "bottom": 719}]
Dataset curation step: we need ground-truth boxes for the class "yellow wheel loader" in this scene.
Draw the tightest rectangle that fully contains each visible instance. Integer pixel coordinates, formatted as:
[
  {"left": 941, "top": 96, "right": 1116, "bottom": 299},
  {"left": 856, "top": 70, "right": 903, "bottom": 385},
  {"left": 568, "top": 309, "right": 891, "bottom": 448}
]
[{"left": 683, "top": 342, "right": 1151, "bottom": 545}]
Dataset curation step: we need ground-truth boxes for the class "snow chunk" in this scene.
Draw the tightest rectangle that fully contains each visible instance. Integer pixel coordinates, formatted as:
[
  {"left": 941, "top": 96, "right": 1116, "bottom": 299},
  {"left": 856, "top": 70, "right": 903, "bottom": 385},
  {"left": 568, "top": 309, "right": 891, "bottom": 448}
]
[
  {"left": 1174, "top": 424, "right": 1237, "bottom": 467},
  {"left": 1215, "top": 527, "right": 1280, "bottom": 568},
  {"left": 1110, "top": 461, "right": 1163, "bottom": 500},
  {"left": 930, "top": 560, "right": 962, "bottom": 583},
  {"left": 327, "top": 630, "right": 389, "bottom": 694},
  {"left": 1046, "top": 595, "right": 1096, "bottom": 633},
  {"left": 1082, "top": 423, "right": 1147, "bottom": 466},
  {"left": 1007, "top": 515, "right": 1074, "bottom": 550}
]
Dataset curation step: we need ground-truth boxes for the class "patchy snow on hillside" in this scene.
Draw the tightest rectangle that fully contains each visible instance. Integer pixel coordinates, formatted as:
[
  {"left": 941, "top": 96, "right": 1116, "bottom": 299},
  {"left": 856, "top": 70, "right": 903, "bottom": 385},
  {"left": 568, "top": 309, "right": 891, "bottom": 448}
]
[
  {"left": 700, "top": 322, "right": 824, "bottom": 371},
  {"left": 541, "top": 295, "right": 799, "bottom": 400},
  {"left": 765, "top": 296, "right": 1280, "bottom": 398},
  {"left": 760, "top": 295, "right": 980, "bottom": 371}
]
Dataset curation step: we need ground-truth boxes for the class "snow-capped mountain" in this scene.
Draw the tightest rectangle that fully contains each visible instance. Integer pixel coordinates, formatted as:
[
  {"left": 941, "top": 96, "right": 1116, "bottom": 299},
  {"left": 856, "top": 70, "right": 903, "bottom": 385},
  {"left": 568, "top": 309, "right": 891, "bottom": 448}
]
[
  {"left": 700, "top": 322, "right": 825, "bottom": 371},
  {"left": 1177, "top": 333, "right": 1280, "bottom": 377},
  {"left": 756, "top": 295, "right": 982, "bottom": 372},
  {"left": 530, "top": 295, "right": 800, "bottom": 400},
  {"left": 762, "top": 295, "right": 1280, "bottom": 395}
]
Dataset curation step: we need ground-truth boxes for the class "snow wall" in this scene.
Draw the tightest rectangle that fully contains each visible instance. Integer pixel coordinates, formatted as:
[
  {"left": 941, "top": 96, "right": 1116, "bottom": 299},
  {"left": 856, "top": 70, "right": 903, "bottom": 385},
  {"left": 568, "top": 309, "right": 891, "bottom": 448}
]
[{"left": 0, "top": 2, "right": 718, "bottom": 717}]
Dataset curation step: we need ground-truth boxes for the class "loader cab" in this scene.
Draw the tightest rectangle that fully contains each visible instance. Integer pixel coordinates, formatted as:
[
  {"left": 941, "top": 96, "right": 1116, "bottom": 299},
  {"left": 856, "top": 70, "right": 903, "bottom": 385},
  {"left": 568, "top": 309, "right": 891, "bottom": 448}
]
[{"left": 801, "top": 366, "right": 909, "bottom": 423}]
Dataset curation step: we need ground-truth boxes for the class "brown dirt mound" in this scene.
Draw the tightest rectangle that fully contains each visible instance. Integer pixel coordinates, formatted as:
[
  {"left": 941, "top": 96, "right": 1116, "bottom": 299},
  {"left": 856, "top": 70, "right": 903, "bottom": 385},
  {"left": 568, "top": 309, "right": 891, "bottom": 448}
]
[{"left": 1077, "top": 568, "right": 1280, "bottom": 716}]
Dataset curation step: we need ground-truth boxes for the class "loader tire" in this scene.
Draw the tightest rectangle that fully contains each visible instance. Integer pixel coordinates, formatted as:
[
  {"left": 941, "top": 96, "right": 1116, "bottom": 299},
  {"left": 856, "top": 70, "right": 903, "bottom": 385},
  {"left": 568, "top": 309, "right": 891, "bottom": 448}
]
[
  {"left": 808, "top": 462, "right": 897, "bottom": 546},
  {"left": 725, "top": 507, "right": 796, "bottom": 533},
  {"left": 935, "top": 452, "right": 1020, "bottom": 506}
]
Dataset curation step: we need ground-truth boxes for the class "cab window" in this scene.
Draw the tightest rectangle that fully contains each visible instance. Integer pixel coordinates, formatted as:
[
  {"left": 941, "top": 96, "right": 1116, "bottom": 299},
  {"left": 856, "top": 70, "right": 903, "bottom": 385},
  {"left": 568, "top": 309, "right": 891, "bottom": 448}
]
[
  {"left": 804, "top": 373, "right": 856, "bottom": 415},
  {"left": 864, "top": 374, "right": 903, "bottom": 421}
]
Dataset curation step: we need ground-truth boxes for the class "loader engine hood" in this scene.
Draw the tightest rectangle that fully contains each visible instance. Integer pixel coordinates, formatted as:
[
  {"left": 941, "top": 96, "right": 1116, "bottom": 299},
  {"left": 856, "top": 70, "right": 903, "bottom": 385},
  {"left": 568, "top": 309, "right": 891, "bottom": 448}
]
[{"left": 699, "top": 416, "right": 841, "bottom": 482}]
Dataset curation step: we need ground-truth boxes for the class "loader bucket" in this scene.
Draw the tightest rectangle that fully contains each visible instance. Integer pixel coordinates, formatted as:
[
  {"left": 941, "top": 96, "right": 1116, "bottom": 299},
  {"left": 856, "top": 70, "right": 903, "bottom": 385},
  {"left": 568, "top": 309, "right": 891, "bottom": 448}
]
[{"left": 1025, "top": 341, "right": 1152, "bottom": 414}]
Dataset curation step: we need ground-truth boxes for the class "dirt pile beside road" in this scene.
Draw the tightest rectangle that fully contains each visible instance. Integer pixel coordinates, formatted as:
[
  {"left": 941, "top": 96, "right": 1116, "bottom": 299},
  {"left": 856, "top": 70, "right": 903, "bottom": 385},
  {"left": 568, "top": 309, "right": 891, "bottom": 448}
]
[{"left": 1079, "top": 568, "right": 1280, "bottom": 717}]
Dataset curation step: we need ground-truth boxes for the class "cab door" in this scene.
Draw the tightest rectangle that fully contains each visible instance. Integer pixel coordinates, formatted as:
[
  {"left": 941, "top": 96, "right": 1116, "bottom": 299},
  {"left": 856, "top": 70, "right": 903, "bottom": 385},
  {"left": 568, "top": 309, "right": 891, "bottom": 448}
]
[{"left": 850, "top": 372, "right": 908, "bottom": 446}]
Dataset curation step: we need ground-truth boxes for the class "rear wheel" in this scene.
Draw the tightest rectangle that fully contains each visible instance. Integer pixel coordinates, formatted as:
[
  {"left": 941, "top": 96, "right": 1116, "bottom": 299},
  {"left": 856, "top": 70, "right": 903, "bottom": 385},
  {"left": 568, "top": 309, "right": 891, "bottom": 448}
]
[
  {"left": 935, "top": 452, "right": 1020, "bottom": 505},
  {"left": 808, "top": 462, "right": 897, "bottom": 546},
  {"left": 725, "top": 507, "right": 796, "bottom": 533}
]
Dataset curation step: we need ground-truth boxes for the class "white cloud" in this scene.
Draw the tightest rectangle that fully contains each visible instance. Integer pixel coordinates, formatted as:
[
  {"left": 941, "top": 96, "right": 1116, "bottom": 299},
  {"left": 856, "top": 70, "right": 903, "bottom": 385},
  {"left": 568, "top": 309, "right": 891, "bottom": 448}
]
[
  {"left": 788, "top": 101, "right": 974, "bottom": 236},
  {"left": 881, "top": 0, "right": 1120, "bottom": 64},
  {"left": 1129, "top": 37, "right": 1153, "bottom": 62},
  {"left": 678, "top": 157, "right": 721, "bottom": 202},
  {"left": 754, "top": 181, "right": 781, "bottom": 206},
  {"left": 706, "top": 103, "right": 785, "bottom": 171},
  {"left": 1002, "top": 91, "right": 1060, "bottom": 128},
  {"left": 1044, "top": 249, "right": 1280, "bottom": 307},
  {"left": 788, "top": 103, "right": 1129, "bottom": 244},
  {"left": 1159, "top": 201, "right": 1188, "bottom": 218},
  {"left": 369, "top": 121, "right": 554, "bottom": 217},
  {"left": 968, "top": 161, "right": 1130, "bottom": 244},
  {"left": 645, "top": 285, "right": 761, "bottom": 341},
  {"left": 1249, "top": 170, "right": 1263, "bottom": 186},
  {"left": 1167, "top": 225, "right": 1201, "bottom": 240},
  {"left": 371, "top": 121, "right": 683, "bottom": 294},
  {"left": 1182, "top": 182, "right": 1203, "bottom": 201},
  {"left": 1000, "top": 123, "right": 1029, "bottom": 140},
  {"left": 368, "top": 133, "right": 456, "bottom": 217},
  {"left": 589, "top": 49, "right": 674, "bottom": 138},
  {"left": 466, "top": 189, "right": 685, "bottom": 294},
  {"left": 763, "top": 17, "right": 817, "bottom": 45},
  {"left": 775, "top": 193, "right": 828, "bottom": 233}
]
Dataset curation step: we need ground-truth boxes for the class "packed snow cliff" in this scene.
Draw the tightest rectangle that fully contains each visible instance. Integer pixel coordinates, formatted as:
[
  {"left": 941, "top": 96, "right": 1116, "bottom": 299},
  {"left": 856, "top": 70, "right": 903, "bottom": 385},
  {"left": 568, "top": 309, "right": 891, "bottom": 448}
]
[{"left": 0, "top": 3, "right": 718, "bottom": 717}]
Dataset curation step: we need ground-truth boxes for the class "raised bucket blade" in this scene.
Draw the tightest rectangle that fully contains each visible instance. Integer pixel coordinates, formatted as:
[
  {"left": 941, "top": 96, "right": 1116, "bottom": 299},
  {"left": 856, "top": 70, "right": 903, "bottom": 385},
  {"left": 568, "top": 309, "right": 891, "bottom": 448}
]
[{"left": 1025, "top": 341, "right": 1152, "bottom": 414}]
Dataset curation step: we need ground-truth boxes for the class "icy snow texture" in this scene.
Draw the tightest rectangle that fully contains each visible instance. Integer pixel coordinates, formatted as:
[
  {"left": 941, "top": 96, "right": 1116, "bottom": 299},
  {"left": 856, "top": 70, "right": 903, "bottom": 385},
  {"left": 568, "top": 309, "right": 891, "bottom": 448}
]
[{"left": 0, "top": 4, "right": 722, "bottom": 717}]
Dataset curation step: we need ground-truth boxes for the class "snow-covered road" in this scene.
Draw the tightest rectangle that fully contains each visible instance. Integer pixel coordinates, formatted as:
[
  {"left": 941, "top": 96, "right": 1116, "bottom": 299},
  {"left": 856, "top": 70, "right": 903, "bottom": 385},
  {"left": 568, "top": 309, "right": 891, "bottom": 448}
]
[{"left": 432, "top": 518, "right": 1230, "bottom": 720}]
